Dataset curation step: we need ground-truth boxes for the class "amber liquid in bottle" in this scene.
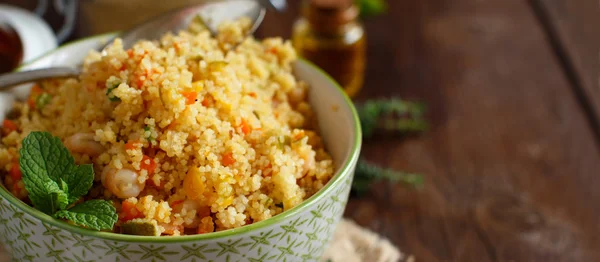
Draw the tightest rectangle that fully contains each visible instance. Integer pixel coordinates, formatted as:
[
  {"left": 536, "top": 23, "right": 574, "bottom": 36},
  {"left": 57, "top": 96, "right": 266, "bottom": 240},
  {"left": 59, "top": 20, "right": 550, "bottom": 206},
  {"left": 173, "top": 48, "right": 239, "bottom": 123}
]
[{"left": 292, "top": 0, "right": 366, "bottom": 98}]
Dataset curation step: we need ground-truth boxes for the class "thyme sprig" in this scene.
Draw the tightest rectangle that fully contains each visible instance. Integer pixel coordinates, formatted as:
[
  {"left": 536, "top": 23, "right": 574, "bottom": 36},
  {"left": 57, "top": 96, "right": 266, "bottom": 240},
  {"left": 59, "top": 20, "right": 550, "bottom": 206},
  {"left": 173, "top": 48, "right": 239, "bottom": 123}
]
[
  {"left": 353, "top": 98, "right": 427, "bottom": 195},
  {"left": 357, "top": 98, "right": 428, "bottom": 137},
  {"left": 353, "top": 160, "right": 424, "bottom": 194}
]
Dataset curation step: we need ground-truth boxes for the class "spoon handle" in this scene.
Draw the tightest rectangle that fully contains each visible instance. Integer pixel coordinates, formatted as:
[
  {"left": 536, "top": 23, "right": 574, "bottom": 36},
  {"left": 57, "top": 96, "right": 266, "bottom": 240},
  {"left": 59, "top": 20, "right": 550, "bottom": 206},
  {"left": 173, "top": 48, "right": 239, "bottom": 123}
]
[
  {"left": 0, "top": 67, "right": 81, "bottom": 90},
  {"left": 258, "top": 0, "right": 287, "bottom": 12}
]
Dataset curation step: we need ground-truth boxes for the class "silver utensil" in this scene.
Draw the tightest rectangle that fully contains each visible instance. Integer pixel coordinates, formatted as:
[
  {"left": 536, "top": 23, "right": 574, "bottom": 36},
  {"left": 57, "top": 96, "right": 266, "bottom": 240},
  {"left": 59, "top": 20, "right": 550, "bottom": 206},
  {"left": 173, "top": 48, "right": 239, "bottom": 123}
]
[
  {"left": 0, "top": 0, "right": 274, "bottom": 90},
  {"left": 258, "top": 0, "right": 286, "bottom": 11}
]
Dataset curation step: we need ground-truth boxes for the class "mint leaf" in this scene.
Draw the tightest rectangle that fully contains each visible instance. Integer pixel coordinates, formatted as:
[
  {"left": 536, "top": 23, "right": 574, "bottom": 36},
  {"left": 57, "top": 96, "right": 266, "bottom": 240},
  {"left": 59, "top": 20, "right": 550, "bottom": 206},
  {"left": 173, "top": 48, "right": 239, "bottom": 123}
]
[
  {"left": 54, "top": 200, "right": 117, "bottom": 231},
  {"left": 20, "top": 173, "right": 61, "bottom": 214},
  {"left": 20, "top": 132, "right": 74, "bottom": 184},
  {"left": 59, "top": 178, "right": 68, "bottom": 192},
  {"left": 19, "top": 131, "right": 117, "bottom": 231},
  {"left": 64, "top": 164, "right": 94, "bottom": 203},
  {"left": 57, "top": 179, "right": 70, "bottom": 210},
  {"left": 20, "top": 131, "right": 94, "bottom": 207}
]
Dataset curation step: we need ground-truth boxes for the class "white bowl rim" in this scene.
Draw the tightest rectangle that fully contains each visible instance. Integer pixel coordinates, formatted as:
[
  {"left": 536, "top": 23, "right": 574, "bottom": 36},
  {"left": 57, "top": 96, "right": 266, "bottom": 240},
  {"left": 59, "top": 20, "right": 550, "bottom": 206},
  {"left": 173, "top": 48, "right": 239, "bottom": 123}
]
[{"left": 1, "top": 33, "right": 362, "bottom": 242}]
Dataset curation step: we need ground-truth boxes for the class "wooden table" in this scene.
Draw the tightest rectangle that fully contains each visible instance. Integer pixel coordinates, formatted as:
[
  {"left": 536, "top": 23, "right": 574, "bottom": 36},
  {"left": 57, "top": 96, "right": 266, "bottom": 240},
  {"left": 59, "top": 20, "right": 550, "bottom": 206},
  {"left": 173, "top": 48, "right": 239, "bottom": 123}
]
[
  {"left": 3, "top": 0, "right": 600, "bottom": 261},
  {"left": 258, "top": 1, "right": 600, "bottom": 261}
]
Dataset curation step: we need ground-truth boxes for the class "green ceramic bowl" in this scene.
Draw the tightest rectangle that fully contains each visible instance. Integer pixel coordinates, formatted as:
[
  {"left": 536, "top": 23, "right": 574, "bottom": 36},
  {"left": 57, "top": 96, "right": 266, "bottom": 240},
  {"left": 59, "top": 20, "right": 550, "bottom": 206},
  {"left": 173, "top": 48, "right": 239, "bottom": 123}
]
[{"left": 0, "top": 33, "right": 362, "bottom": 262}]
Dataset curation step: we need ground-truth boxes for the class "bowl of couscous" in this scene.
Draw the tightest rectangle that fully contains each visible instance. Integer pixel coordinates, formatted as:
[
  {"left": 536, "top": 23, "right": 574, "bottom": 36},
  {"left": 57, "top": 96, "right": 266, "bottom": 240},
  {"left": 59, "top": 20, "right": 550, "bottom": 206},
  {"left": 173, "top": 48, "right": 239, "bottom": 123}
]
[{"left": 0, "top": 18, "right": 361, "bottom": 262}]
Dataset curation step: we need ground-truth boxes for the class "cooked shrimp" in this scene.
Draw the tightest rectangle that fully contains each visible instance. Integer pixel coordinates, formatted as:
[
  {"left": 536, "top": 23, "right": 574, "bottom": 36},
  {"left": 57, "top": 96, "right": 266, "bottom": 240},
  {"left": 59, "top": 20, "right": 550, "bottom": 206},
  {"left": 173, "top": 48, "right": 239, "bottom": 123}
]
[
  {"left": 101, "top": 168, "right": 145, "bottom": 198},
  {"left": 64, "top": 133, "right": 104, "bottom": 157}
]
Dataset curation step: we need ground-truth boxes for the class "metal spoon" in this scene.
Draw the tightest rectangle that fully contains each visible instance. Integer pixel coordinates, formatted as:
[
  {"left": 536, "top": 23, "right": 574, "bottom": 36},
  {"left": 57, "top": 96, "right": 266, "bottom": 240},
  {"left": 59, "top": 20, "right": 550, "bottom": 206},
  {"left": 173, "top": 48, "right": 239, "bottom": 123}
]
[
  {"left": 0, "top": 0, "right": 272, "bottom": 90},
  {"left": 258, "top": 0, "right": 286, "bottom": 11}
]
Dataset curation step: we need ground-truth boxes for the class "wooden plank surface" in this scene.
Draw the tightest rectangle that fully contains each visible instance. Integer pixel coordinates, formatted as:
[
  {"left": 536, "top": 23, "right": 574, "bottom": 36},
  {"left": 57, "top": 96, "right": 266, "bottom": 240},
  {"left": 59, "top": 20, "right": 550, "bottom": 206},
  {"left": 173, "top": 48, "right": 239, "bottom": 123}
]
[
  {"left": 533, "top": 0, "right": 600, "bottom": 128},
  {"left": 258, "top": 1, "right": 600, "bottom": 261}
]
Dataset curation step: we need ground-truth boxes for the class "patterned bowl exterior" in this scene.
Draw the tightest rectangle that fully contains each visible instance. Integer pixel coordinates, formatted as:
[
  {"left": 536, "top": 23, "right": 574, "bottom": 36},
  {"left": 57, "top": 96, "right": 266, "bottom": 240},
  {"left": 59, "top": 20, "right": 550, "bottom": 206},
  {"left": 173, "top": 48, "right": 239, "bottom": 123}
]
[
  {"left": 0, "top": 33, "right": 361, "bottom": 262},
  {"left": 0, "top": 168, "right": 353, "bottom": 262}
]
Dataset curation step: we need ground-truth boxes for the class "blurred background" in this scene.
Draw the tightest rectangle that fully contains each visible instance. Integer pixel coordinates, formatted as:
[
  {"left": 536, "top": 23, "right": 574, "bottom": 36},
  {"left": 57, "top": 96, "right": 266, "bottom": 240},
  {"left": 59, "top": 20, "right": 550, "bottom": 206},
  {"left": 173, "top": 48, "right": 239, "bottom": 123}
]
[{"left": 1, "top": 0, "right": 600, "bottom": 261}]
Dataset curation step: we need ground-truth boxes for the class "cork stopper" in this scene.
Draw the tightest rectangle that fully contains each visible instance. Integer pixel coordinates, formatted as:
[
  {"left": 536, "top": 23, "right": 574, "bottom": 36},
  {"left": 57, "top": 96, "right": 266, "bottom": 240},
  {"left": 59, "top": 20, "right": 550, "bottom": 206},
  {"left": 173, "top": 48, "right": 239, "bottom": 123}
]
[{"left": 303, "top": 0, "right": 359, "bottom": 32}]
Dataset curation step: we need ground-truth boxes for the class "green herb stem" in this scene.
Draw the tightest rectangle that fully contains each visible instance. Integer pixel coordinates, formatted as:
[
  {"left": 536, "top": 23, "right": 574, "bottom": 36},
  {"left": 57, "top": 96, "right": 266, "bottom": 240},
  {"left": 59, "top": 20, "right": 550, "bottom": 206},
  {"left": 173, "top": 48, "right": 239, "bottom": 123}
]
[
  {"left": 106, "top": 83, "right": 121, "bottom": 102},
  {"left": 357, "top": 98, "right": 427, "bottom": 138},
  {"left": 379, "top": 118, "right": 428, "bottom": 133},
  {"left": 353, "top": 160, "right": 424, "bottom": 194},
  {"left": 35, "top": 93, "right": 52, "bottom": 110}
]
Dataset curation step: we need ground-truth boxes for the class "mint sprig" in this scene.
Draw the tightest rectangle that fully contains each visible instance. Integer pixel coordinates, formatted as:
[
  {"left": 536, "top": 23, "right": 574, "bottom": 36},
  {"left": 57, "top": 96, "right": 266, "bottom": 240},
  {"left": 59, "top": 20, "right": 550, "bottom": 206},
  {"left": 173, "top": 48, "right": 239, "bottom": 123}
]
[
  {"left": 19, "top": 131, "right": 117, "bottom": 231},
  {"left": 54, "top": 200, "right": 117, "bottom": 231}
]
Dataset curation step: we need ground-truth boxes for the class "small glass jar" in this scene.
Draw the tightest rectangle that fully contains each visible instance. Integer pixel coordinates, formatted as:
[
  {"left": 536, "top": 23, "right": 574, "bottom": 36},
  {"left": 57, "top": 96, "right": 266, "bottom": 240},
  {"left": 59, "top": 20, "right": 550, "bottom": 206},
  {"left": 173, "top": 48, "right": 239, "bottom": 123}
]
[{"left": 292, "top": 0, "right": 366, "bottom": 98}]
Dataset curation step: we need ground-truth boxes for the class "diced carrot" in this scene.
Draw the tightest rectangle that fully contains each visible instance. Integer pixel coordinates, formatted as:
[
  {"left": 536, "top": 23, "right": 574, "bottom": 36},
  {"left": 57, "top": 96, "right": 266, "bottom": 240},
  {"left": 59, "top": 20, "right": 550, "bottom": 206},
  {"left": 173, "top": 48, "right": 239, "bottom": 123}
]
[
  {"left": 197, "top": 227, "right": 209, "bottom": 234},
  {"left": 9, "top": 162, "right": 21, "bottom": 181},
  {"left": 30, "top": 84, "right": 43, "bottom": 95},
  {"left": 201, "top": 96, "right": 213, "bottom": 107},
  {"left": 248, "top": 92, "right": 256, "bottom": 98},
  {"left": 294, "top": 131, "right": 305, "bottom": 141},
  {"left": 196, "top": 216, "right": 214, "bottom": 234},
  {"left": 136, "top": 78, "right": 144, "bottom": 88},
  {"left": 167, "top": 121, "right": 178, "bottom": 130},
  {"left": 240, "top": 119, "right": 251, "bottom": 135},
  {"left": 26, "top": 84, "right": 44, "bottom": 109},
  {"left": 197, "top": 206, "right": 211, "bottom": 218},
  {"left": 125, "top": 141, "right": 142, "bottom": 150},
  {"left": 221, "top": 152, "right": 235, "bottom": 167},
  {"left": 127, "top": 49, "right": 134, "bottom": 58},
  {"left": 140, "top": 155, "right": 157, "bottom": 175},
  {"left": 119, "top": 64, "right": 127, "bottom": 71},
  {"left": 266, "top": 47, "right": 277, "bottom": 54},
  {"left": 120, "top": 200, "right": 144, "bottom": 221},
  {"left": 3, "top": 119, "right": 17, "bottom": 134},
  {"left": 146, "top": 147, "right": 157, "bottom": 158},
  {"left": 170, "top": 200, "right": 184, "bottom": 208},
  {"left": 181, "top": 91, "right": 198, "bottom": 105},
  {"left": 27, "top": 99, "right": 36, "bottom": 109}
]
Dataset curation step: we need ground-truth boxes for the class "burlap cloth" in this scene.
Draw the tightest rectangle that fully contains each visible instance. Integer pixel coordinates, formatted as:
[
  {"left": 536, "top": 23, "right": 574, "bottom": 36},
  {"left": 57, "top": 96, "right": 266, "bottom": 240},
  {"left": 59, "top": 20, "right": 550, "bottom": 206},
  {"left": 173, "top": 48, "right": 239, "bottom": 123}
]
[
  {"left": 0, "top": 218, "right": 404, "bottom": 262},
  {"left": 321, "top": 219, "right": 404, "bottom": 262}
]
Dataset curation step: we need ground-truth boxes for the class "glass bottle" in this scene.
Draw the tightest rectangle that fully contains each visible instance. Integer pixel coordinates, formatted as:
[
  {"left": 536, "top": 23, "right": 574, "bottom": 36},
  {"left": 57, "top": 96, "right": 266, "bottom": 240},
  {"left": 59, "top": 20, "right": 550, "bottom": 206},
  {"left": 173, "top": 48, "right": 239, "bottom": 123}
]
[{"left": 292, "top": 0, "right": 366, "bottom": 98}]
